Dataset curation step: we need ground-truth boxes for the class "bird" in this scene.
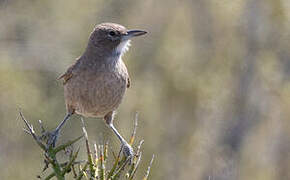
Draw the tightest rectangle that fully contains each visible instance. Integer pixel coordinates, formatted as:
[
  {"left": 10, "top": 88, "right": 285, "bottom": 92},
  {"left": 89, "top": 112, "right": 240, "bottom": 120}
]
[{"left": 48, "top": 22, "right": 147, "bottom": 157}]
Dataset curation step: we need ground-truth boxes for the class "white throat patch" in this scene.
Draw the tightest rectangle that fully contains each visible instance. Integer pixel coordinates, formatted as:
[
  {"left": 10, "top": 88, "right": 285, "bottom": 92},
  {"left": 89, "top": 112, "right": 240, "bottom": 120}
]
[{"left": 115, "top": 40, "right": 131, "bottom": 57}]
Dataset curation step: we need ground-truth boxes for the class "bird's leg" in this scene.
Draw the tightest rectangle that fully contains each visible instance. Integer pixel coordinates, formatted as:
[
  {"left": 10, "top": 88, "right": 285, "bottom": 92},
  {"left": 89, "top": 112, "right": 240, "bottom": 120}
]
[
  {"left": 47, "top": 113, "right": 72, "bottom": 148},
  {"left": 104, "top": 111, "right": 134, "bottom": 158},
  {"left": 109, "top": 124, "right": 134, "bottom": 157}
]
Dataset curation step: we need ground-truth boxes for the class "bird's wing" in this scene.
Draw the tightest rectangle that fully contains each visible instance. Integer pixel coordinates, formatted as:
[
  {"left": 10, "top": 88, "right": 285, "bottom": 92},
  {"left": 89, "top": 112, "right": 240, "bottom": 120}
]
[
  {"left": 58, "top": 65, "right": 74, "bottom": 85},
  {"left": 58, "top": 57, "right": 82, "bottom": 84},
  {"left": 58, "top": 58, "right": 81, "bottom": 85}
]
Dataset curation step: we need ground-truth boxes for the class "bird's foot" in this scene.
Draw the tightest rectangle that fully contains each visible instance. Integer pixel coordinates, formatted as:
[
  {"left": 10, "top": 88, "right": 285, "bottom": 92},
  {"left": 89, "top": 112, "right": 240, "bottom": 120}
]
[
  {"left": 122, "top": 142, "right": 134, "bottom": 160},
  {"left": 45, "top": 129, "right": 60, "bottom": 149}
]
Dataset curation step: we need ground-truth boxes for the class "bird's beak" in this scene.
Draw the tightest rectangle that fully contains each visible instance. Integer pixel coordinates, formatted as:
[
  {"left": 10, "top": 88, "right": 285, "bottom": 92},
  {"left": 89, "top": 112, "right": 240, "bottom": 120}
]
[{"left": 122, "top": 30, "right": 147, "bottom": 40}]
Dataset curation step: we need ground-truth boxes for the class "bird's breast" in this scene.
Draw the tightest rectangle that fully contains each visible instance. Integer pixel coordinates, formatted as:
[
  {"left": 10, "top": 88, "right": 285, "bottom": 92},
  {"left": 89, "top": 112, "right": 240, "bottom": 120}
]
[{"left": 64, "top": 61, "right": 128, "bottom": 117}]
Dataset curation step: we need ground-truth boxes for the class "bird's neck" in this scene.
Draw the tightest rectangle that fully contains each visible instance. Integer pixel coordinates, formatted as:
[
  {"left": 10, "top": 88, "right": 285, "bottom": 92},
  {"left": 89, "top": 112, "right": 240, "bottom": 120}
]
[
  {"left": 82, "top": 40, "right": 130, "bottom": 67},
  {"left": 113, "top": 40, "right": 131, "bottom": 57},
  {"left": 81, "top": 45, "right": 122, "bottom": 69}
]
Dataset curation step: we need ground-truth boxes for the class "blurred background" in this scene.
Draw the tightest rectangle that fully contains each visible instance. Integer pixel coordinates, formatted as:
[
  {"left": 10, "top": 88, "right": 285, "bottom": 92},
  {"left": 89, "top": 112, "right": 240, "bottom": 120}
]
[{"left": 1, "top": 0, "right": 290, "bottom": 179}]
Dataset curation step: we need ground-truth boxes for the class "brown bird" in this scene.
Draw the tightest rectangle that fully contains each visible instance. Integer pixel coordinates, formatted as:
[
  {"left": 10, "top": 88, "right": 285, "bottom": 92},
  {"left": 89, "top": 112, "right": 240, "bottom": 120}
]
[{"left": 48, "top": 23, "right": 147, "bottom": 157}]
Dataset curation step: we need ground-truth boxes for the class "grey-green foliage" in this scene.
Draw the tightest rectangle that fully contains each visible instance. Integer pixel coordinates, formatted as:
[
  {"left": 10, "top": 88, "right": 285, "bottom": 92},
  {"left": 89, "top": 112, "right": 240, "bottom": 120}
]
[{"left": 20, "top": 111, "right": 154, "bottom": 180}]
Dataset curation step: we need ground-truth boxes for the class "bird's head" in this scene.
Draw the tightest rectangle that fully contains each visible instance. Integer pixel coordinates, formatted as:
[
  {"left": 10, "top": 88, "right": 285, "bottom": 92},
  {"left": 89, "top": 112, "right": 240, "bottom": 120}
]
[{"left": 88, "top": 23, "right": 147, "bottom": 57}]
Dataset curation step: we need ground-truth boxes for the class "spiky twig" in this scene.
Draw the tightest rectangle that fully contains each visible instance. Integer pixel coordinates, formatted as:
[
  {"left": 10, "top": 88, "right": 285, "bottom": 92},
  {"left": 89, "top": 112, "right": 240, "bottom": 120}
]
[
  {"left": 143, "top": 154, "right": 155, "bottom": 180},
  {"left": 20, "top": 110, "right": 154, "bottom": 180}
]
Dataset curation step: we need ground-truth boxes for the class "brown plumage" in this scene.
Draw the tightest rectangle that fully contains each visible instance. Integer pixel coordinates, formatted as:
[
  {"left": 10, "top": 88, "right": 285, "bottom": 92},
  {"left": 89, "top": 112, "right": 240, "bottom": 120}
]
[
  {"left": 60, "top": 48, "right": 129, "bottom": 117},
  {"left": 49, "top": 23, "right": 147, "bottom": 157}
]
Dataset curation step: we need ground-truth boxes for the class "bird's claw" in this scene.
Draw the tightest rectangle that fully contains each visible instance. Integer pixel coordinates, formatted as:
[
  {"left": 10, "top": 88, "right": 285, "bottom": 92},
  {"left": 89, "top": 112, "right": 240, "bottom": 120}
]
[
  {"left": 122, "top": 143, "right": 134, "bottom": 162},
  {"left": 46, "top": 130, "right": 60, "bottom": 149}
]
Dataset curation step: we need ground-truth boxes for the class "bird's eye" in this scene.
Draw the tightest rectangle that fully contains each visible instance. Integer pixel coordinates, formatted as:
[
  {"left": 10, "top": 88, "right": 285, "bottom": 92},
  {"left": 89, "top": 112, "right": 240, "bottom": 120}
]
[{"left": 109, "top": 31, "right": 116, "bottom": 36}]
